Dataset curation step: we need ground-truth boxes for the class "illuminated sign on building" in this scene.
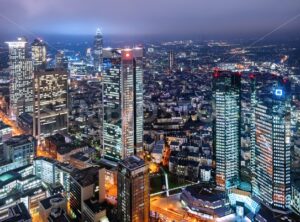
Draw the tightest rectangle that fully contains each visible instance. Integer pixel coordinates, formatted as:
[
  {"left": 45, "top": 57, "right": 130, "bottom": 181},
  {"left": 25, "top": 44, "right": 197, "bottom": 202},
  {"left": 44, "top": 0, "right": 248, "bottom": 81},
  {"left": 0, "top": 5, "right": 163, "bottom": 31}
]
[{"left": 275, "top": 89, "right": 283, "bottom": 96}]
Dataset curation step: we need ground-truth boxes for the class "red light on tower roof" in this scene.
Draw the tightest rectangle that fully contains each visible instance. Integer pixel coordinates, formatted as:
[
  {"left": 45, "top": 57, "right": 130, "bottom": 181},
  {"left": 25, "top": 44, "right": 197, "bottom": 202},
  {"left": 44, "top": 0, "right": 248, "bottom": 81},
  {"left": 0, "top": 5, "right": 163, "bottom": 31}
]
[
  {"left": 126, "top": 53, "right": 130, "bottom": 57},
  {"left": 213, "top": 71, "right": 220, "bottom": 78},
  {"left": 283, "top": 78, "right": 288, "bottom": 84},
  {"left": 213, "top": 67, "right": 220, "bottom": 72},
  {"left": 249, "top": 73, "right": 255, "bottom": 79}
]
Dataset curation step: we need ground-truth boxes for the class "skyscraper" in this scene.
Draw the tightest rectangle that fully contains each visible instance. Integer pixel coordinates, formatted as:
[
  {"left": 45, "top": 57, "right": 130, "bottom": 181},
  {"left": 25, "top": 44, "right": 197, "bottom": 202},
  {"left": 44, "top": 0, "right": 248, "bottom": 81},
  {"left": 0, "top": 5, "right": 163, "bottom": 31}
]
[
  {"left": 213, "top": 71, "right": 241, "bottom": 190},
  {"left": 169, "top": 50, "right": 175, "bottom": 71},
  {"left": 102, "top": 48, "right": 143, "bottom": 161},
  {"left": 55, "top": 50, "right": 68, "bottom": 69},
  {"left": 6, "top": 37, "right": 34, "bottom": 118},
  {"left": 33, "top": 69, "right": 68, "bottom": 145},
  {"left": 93, "top": 28, "right": 103, "bottom": 72},
  {"left": 240, "top": 73, "right": 257, "bottom": 183},
  {"left": 31, "top": 38, "right": 47, "bottom": 70},
  {"left": 252, "top": 80, "right": 292, "bottom": 211},
  {"left": 117, "top": 156, "right": 149, "bottom": 222}
]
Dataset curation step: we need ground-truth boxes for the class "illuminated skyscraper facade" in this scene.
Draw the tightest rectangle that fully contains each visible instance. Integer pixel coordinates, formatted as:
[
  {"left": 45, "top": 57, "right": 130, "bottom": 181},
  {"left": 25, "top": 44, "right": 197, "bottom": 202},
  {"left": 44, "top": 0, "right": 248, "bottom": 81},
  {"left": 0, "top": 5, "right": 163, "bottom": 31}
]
[
  {"left": 169, "top": 50, "right": 174, "bottom": 71},
  {"left": 117, "top": 156, "right": 149, "bottom": 222},
  {"left": 31, "top": 38, "right": 47, "bottom": 70},
  {"left": 213, "top": 71, "right": 241, "bottom": 190},
  {"left": 252, "top": 81, "right": 292, "bottom": 211},
  {"left": 6, "top": 37, "right": 33, "bottom": 119},
  {"left": 93, "top": 28, "right": 103, "bottom": 72},
  {"left": 102, "top": 48, "right": 143, "bottom": 161},
  {"left": 55, "top": 50, "right": 68, "bottom": 69},
  {"left": 33, "top": 69, "right": 68, "bottom": 144}
]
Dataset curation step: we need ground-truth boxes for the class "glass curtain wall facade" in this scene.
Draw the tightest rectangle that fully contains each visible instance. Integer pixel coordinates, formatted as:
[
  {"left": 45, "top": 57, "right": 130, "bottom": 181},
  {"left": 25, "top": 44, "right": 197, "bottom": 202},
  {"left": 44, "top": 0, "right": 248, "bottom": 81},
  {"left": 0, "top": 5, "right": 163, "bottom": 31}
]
[
  {"left": 6, "top": 37, "right": 33, "bottom": 118},
  {"left": 252, "top": 83, "right": 291, "bottom": 211},
  {"left": 213, "top": 71, "right": 241, "bottom": 190},
  {"left": 102, "top": 48, "right": 143, "bottom": 161}
]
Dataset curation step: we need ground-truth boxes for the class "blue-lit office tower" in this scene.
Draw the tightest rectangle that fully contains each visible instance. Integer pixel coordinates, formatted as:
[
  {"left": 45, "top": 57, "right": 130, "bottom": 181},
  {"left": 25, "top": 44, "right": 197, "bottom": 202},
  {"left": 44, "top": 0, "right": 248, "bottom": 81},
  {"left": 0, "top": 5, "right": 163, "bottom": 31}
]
[
  {"left": 213, "top": 71, "right": 241, "bottom": 190},
  {"left": 93, "top": 28, "right": 103, "bottom": 72},
  {"left": 252, "top": 80, "right": 292, "bottom": 211},
  {"left": 102, "top": 48, "right": 144, "bottom": 161},
  {"left": 6, "top": 37, "right": 33, "bottom": 119}
]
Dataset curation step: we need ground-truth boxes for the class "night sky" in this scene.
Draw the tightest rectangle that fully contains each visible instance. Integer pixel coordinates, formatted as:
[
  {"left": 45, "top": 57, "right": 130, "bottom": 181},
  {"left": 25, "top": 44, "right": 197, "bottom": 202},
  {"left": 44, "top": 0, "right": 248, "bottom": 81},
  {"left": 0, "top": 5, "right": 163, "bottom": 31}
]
[{"left": 1, "top": 0, "right": 300, "bottom": 39}]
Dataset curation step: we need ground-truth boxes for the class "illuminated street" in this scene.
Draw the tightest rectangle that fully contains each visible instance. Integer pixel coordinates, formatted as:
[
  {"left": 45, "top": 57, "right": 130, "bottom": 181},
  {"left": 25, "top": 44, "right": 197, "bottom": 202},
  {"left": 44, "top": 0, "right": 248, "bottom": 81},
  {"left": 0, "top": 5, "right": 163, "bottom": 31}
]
[
  {"left": 150, "top": 194, "right": 210, "bottom": 222},
  {"left": 0, "top": 110, "right": 25, "bottom": 135},
  {"left": 31, "top": 211, "right": 42, "bottom": 222}
]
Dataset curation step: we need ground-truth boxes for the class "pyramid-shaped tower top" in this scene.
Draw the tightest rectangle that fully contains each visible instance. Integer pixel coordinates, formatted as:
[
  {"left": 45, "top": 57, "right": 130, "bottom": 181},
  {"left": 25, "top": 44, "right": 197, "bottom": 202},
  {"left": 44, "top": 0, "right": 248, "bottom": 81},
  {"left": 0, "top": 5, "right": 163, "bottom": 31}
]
[{"left": 96, "top": 28, "right": 102, "bottom": 35}]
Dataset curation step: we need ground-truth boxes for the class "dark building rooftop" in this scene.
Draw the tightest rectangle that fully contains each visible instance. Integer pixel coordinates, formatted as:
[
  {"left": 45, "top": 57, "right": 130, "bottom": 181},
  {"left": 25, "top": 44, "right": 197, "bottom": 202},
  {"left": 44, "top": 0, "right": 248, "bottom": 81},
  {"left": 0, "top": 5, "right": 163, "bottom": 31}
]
[
  {"left": 46, "top": 133, "right": 66, "bottom": 146},
  {"left": 71, "top": 167, "right": 99, "bottom": 187},
  {"left": 119, "top": 156, "right": 145, "bottom": 171},
  {"left": 4, "top": 135, "right": 35, "bottom": 147},
  {"left": 143, "top": 134, "right": 155, "bottom": 144},
  {"left": 70, "top": 152, "right": 90, "bottom": 162},
  {"left": 0, "top": 202, "right": 31, "bottom": 222},
  {"left": 49, "top": 183, "right": 65, "bottom": 195},
  {"left": 84, "top": 197, "right": 106, "bottom": 214},
  {"left": 48, "top": 208, "right": 70, "bottom": 222},
  {"left": 184, "top": 184, "right": 225, "bottom": 202},
  {"left": 17, "top": 112, "right": 33, "bottom": 125},
  {"left": 40, "top": 193, "right": 65, "bottom": 210}
]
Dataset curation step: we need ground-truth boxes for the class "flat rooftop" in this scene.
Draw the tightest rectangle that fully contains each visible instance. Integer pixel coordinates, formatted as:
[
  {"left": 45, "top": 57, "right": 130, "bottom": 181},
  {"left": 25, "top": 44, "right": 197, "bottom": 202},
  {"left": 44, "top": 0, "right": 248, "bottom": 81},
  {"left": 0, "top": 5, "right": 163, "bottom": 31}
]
[
  {"left": 0, "top": 202, "right": 31, "bottom": 222},
  {"left": 184, "top": 184, "right": 226, "bottom": 202},
  {"left": 0, "top": 171, "right": 20, "bottom": 188},
  {"left": 40, "top": 193, "right": 65, "bottom": 210},
  {"left": 119, "top": 156, "right": 145, "bottom": 171},
  {"left": 84, "top": 197, "right": 106, "bottom": 214},
  {"left": 71, "top": 167, "right": 99, "bottom": 187},
  {"left": 4, "top": 135, "right": 35, "bottom": 147}
]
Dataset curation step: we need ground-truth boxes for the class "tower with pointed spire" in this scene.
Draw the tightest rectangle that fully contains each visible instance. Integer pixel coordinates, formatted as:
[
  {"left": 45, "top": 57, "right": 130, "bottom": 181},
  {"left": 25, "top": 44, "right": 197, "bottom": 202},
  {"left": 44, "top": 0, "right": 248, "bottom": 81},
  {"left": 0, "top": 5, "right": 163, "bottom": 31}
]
[{"left": 93, "top": 28, "right": 103, "bottom": 72}]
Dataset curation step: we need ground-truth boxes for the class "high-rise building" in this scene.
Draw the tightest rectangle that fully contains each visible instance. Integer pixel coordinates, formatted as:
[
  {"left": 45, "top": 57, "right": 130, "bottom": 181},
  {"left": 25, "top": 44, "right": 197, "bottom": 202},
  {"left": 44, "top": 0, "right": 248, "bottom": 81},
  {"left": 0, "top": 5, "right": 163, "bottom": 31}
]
[
  {"left": 102, "top": 48, "right": 143, "bottom": 161},
  {"left": 6, "top": 37, "right": 34, "bottom": 118},
  {"left": 31, "top": 38, "right": 47, "bottom": 70},
  {"left": 252, "top": 80, "right": 292, "bottom": 211},
  {"left": 55, "top": 50, "right": 68, "bottom": 69},
  {"left": 69, "top": 167, "right": 103, "bottom": 221},
  {"left": 213, "top": 71, "right": 241, "bottom": 190},
  {"left": 117, "top": 156, "right": 149, "bottom": 222},
  {"left": 240, "top": 73, "right": 257, "bottom": 184},
  {"left": 33, "top": 69, "right": 68, "bottom": 145},
  {"left": 168, "top": 50, "right": 175, "bottom": 71},
  {"left": 93, "top": 28, "right": 103, "bottom": 72}
]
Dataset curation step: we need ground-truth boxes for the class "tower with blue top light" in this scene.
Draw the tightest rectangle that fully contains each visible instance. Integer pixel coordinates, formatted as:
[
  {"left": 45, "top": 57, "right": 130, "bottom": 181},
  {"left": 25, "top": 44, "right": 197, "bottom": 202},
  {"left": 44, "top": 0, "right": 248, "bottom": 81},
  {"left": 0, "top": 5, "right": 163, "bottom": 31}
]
[{"left": 252, "top": 76, "right": 292, "bottom": 212}]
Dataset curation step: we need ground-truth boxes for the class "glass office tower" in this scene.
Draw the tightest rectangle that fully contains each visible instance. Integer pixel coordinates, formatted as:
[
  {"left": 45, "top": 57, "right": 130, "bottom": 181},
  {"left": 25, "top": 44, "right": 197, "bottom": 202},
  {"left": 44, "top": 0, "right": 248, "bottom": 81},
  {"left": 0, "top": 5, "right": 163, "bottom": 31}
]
[
  {"left": 33, "top": 69, "right": 68, "bottom": 145},
  {"left": 93, "top": 28, "right": 103, "bottom": 72},
  {"left": 102, "top": 48, "right": 143, "bottom": 161},
  {"left": 6, "top": 37, "right": 33, "bottom": 119},
  {"left": 213, "top": 71, "right": 241, "bottom": 190},
  {"left": 31, "top": 38, "right": 47, "bottom": 70},
  {"left": 252, "top": 80, "right": 292, "bottom": 211},
  {"left": 117, "top": 156, "right": 149, "bottom": 222}
]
